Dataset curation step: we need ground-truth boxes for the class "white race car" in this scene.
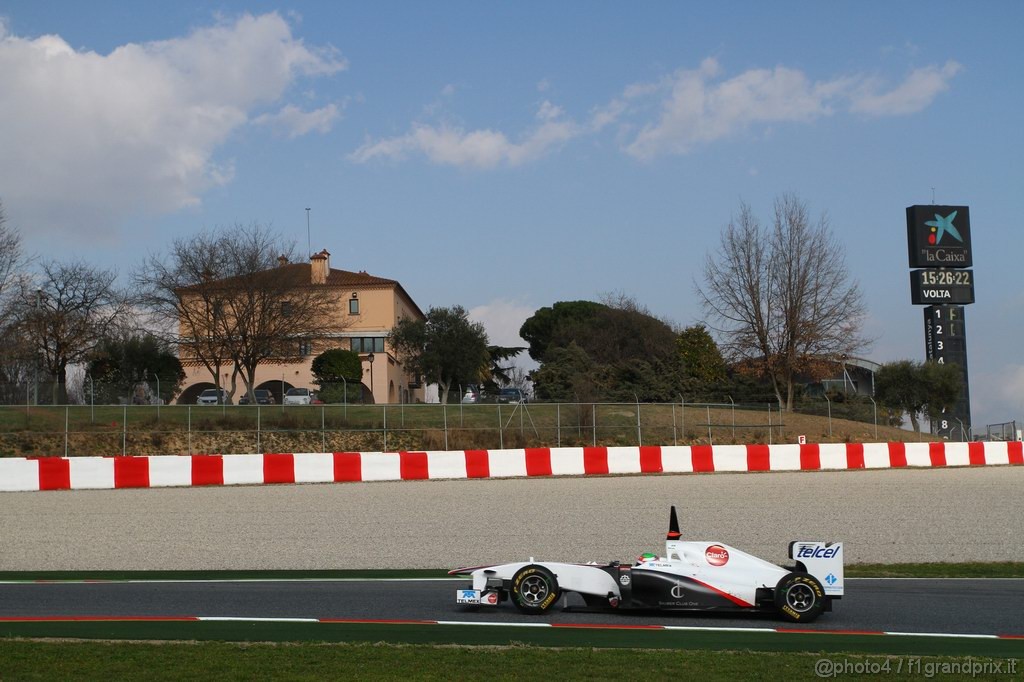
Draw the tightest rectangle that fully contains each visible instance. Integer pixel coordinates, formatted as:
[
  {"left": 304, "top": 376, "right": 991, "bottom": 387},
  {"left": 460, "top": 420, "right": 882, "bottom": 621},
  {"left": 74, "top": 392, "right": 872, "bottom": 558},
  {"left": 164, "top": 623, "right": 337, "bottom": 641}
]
[{"left": 451, "top": 507, "right": 843, "bottom": 623}]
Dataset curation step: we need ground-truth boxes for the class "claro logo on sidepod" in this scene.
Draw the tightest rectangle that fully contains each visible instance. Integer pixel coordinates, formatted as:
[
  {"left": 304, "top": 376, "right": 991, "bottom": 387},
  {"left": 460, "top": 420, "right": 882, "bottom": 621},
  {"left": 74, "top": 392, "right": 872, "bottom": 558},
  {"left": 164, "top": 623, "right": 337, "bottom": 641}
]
[{"left": 705, "top": 545, "right": 729, "bottom": 566}]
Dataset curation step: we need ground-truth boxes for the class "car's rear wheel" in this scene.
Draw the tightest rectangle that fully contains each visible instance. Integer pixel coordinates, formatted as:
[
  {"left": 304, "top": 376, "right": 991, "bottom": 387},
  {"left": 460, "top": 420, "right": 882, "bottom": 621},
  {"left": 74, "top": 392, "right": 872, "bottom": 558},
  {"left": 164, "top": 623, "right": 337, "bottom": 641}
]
[
  {"left": 511, "top": 565, "right": 560, "bottom": 614},
  {"left": 774, "top": 572, "right": 825, "bottom": 622}
]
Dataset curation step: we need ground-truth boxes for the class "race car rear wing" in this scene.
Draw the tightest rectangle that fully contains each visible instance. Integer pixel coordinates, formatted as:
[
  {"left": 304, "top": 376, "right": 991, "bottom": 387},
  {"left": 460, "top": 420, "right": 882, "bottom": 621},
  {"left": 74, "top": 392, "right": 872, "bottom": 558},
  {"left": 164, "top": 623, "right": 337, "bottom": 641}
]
[{"left": 789, "top": 541, "right": 844, "bottom": 597}]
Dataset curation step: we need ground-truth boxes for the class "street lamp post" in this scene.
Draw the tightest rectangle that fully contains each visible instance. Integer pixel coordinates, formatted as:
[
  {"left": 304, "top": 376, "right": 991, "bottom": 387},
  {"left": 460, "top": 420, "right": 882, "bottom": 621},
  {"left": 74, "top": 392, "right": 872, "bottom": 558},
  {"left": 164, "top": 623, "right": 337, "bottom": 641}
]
[
  {"left": 367, "top": 352, "right": 375, "bottom": 404},
  {"left": 305, "top": 208, "right": 311, "bottom": 257},
  {"left": 34, "top": 289, "right": 42, "bottom": 406}
]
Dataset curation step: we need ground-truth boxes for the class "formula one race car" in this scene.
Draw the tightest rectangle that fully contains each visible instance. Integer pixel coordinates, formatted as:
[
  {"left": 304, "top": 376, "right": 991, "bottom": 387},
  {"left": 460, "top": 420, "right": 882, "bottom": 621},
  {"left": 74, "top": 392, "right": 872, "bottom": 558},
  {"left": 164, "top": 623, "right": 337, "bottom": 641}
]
[{"left": 451, "top": 507, "right": 843, "bottom": 623}]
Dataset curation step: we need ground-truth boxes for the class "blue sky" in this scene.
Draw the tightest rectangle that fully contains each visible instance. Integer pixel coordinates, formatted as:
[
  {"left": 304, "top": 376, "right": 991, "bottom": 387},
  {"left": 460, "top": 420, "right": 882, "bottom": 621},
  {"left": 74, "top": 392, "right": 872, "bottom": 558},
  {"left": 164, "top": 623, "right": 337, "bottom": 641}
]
[{"left": 1, "top": 2, "right": 1022, "bottom": 428}]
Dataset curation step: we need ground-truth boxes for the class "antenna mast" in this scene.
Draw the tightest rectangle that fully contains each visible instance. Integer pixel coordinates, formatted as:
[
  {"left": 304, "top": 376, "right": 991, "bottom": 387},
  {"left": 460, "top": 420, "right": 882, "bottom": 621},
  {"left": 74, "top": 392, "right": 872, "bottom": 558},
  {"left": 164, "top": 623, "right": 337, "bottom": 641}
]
[{"left": 305, "top": 207, "right": 311, "bottom": 257}]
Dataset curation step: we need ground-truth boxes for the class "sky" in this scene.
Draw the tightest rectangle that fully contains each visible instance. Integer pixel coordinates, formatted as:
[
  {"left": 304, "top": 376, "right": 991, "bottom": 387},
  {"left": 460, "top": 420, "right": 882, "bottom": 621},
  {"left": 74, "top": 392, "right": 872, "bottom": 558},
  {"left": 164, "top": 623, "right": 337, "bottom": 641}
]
[{"left": 0, "top": 2, "right": 1022, "bottom": 429}]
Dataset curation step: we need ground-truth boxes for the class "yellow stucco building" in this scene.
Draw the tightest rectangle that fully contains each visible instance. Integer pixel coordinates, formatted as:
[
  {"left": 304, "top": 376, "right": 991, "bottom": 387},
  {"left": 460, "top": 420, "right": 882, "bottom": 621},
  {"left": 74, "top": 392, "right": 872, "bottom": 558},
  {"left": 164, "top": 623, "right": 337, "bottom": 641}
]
[{"left": 177, "top": 250, "right": 425, "bottom": 405}]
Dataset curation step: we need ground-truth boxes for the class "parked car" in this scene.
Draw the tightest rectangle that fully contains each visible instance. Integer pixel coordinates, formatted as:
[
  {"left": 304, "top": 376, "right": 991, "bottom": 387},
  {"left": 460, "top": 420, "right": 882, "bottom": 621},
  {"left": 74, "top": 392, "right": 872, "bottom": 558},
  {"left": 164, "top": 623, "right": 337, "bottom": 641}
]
[
  {"left": 196, "top": 388, "right": 231, "bottom": 405},
  {"left": 283, "top": 387, "right": 316, "bottom": 406},
  {"left": 239, "top": 389, "right": 275, "bottom": 405},
  {"left": 497, "top": 388, "right": 526, "bottom": 404},
  {"left": 461, "top": 387, "right": 480, "bottom": 404}
]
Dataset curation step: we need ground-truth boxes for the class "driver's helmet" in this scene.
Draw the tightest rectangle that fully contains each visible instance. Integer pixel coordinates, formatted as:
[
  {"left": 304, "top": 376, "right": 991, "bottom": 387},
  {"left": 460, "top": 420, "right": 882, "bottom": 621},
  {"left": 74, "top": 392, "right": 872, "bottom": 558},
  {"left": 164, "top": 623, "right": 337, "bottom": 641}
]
[{"left": 635, "top": 552, "right": 659, "bottom": 565}]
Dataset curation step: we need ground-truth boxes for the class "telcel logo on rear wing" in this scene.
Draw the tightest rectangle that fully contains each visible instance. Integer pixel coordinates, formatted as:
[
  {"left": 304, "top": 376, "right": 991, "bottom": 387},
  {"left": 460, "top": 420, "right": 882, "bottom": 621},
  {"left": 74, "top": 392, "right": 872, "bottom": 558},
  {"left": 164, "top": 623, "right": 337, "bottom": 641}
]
[{"left": 789, "top": 541, "right": 844, "bottom": 597}]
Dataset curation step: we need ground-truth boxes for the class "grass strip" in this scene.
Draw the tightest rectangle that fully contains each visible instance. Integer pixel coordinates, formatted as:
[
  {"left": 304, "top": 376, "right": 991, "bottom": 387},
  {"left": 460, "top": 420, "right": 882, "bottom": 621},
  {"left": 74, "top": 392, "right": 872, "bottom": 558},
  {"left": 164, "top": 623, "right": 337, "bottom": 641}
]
[
  {"left": 2, "top": 562, "right": 1023, "bottom": 583},
  {"left": 0, "top": 568, "right": 453, "bottom": 582},
  {"left": 846, "top": 562, "right": 1024, "bottom": 578},
  {"left": 0, "top": 637, "right": 1020, "bottom": 681},
  {"left": 1, "top": 621, "right": 1022, "bottom": 658}
]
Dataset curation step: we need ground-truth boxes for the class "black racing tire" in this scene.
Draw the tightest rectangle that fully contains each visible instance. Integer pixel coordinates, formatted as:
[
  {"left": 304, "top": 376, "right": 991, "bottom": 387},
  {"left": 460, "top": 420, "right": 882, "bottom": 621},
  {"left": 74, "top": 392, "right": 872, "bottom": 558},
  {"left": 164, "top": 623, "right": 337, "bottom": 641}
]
[
  {"left": 774, "top": 572, "right": 826, "bottom": 623},
  {"left": 510, "top": 565, "right": 561, "bottom": 614}
]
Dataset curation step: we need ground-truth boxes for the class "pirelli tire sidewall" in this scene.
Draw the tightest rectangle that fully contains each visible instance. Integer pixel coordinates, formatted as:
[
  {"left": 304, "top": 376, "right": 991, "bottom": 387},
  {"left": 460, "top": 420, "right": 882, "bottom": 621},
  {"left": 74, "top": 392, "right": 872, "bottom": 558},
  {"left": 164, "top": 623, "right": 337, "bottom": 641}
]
[
  {"left": 774, "top": 572, "right": 826, "bottom": 623},
  {"left": 511, "top": 564, "right": 561, "bottom": 614}
]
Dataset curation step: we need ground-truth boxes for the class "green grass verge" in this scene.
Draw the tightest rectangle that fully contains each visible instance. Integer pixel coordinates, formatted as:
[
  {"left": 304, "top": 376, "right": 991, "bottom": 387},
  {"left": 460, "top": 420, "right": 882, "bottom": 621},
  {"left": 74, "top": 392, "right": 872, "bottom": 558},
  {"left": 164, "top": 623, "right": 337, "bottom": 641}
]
[
  {"left": 846, "top": 562, "right": 1024, "bottom": 578},
  {"left": 0, "top": 637, "right": 1019, "bottom": 681},
  {"left": 0, "top": 568, "right": 452, "bottom": 582},
  {"left": 3, "top": 562, "right": 1023, "bottom": 583}
]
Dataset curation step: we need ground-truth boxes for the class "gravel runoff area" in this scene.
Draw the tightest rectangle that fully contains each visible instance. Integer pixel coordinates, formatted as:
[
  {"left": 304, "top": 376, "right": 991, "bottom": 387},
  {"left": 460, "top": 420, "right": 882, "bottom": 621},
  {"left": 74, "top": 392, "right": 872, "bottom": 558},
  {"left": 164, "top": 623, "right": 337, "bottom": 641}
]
[{"left": 2, "top": 466, "right": 1022, "bottom": 571}]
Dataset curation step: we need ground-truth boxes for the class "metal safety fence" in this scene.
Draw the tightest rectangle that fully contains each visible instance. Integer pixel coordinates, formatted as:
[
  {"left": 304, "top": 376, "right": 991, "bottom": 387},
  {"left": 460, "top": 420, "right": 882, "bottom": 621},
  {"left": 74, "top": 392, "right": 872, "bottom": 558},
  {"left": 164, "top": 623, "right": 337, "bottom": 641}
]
[{"left": 0, "top": 395, "right": 931, "bottom": 458}]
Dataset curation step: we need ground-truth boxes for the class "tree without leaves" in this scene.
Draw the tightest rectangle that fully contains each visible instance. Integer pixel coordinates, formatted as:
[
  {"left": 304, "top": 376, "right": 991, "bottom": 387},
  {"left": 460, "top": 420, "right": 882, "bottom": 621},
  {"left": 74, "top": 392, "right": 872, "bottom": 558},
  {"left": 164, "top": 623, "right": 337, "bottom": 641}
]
[
  {"left": 389, "top": 305, "right": 489, "bottom": 405},
  {"left": 15, "top": 260, "right": 132, "bottom": 404},
  {"left": 0, "top": 200, "right": 30, "bottom": 328},
  {"left": 0, "top": 199, "right": 35, "bottom": 401},
  {"left": 698, "top": 194, "right": 868, "bottom": 410},
  {"left": 133, "top": 224, "right": 343, "bottom": 402}
]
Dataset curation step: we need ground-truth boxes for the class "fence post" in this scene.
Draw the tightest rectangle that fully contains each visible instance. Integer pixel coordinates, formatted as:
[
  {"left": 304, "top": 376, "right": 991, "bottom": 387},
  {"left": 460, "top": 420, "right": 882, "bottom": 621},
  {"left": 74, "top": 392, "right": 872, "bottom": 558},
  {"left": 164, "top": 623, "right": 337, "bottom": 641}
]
[
  {"left": 767, "top": 403, "right": 772, "bottom": 445},
  {"left": 592, "top": 403, "right": 596, "bottom": 447},
  {"left": 778, "top": 403, "right": 784, "bottom": 440},
  {"left": 706, "top": 405, "right": 712, "bottom": 444},
  {"left": 635, "top": 395, "right": 642, "bottom": 446},
  {"left": 443, "top": 403, "right": 448, "bottom": 451},
  {"left": 680, "top": 396, "right": 685, "bottom": 443},
  {"left": 122, "top": 404, "right": 127, "bottom": 456},
  {"left": 672, "top": 403, "right": 677, "bottom": 446},
  {"left": 382, "top": 403, "right": 387, "bottom": 452},
  {"left": 556, "top": 403, "right": 561, "bottom": 447},
  {"left": 498, "top": 403, "right": 503, "bottom": 449},
  {"left": 729, "top": 395, "right": 735, "bottom": 440},
  {"left": 65, "top": 405, "right": 69, "bottom": 458},
  {"left": 188, "top": 405, "right": 192, "bottom": 456},
  {"left": 869, "top": 396, "right": 878, "bottom": 441},
  {"left": 257, "top": 405, "right": 261, "bottom": 454},
  {"left": 824, "top": 393, "right": 832, "bottom": 438}
]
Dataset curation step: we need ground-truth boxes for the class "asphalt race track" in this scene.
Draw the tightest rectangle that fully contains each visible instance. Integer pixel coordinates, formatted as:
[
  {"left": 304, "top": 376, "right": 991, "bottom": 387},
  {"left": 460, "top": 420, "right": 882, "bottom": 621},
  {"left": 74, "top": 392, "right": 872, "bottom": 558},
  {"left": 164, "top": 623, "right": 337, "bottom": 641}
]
[{"left": 1, "top": 578, "right": 1021, "bottom": 636}]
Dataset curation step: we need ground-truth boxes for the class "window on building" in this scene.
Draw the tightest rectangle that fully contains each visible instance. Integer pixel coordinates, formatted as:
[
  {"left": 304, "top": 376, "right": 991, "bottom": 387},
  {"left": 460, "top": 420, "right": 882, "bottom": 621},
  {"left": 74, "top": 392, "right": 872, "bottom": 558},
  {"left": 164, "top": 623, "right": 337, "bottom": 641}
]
[
  {"left": 282, "top": 301, "right": 293, "bottom": 317},
  {"left": 349, "top": 337, "right": 385, "bottom": 353},
  {"left": 299, "top": 340, "right": 312, "bottom": 356},
  {"left": 349, "top": 298, "right": 360, "bottom": 315}
]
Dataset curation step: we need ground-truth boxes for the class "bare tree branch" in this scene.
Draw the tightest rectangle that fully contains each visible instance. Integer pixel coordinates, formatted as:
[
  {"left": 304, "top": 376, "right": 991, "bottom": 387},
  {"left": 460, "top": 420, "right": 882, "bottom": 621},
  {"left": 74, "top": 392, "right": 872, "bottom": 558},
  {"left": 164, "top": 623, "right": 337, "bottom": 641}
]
[
  {"left": 697, "top": 194, "right": 869, "bottom": 410},
  {"left": 133, "top": 224, "right": 346, "bottom": 401},
  {"left": 13, "top": 260, "right": 132, "bottom": 403}
]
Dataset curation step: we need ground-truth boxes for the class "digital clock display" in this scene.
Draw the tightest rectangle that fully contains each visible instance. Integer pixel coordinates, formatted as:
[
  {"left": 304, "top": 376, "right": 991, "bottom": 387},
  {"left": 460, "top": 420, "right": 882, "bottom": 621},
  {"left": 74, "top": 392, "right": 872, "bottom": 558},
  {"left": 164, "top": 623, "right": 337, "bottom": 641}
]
[{"left": 910, "top": 269, "right": 975, "bottom": 305}]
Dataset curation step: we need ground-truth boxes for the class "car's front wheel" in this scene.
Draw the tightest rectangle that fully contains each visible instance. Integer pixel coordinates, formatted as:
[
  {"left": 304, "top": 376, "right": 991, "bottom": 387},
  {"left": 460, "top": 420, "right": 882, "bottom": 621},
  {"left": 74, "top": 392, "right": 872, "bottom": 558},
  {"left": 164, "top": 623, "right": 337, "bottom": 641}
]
[
  {"left": 774, "top": 572, "right": 826, "bottom": 623},
  {"left": 510, "top": 565, "right": 560, "bottom": 614}
]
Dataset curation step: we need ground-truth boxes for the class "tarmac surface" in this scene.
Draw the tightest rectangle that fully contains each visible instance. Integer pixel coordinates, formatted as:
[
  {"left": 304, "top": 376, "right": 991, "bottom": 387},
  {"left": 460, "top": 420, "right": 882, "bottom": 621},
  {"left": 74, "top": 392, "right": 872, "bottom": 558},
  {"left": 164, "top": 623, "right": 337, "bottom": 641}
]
[
  {"left": 2, "top": 466, "right": 1022, "bottom": 570},
  {"left": 1, "top": 578, "right": 1021, "bottom": 636}
]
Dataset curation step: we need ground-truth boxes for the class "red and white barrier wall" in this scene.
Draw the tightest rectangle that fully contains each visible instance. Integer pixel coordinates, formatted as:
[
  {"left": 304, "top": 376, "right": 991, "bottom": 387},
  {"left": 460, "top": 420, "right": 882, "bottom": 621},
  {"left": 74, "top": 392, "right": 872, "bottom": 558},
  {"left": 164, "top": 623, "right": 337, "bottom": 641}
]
[{"left": 1, "top": 441, "right": 1021, "bottom": 493}]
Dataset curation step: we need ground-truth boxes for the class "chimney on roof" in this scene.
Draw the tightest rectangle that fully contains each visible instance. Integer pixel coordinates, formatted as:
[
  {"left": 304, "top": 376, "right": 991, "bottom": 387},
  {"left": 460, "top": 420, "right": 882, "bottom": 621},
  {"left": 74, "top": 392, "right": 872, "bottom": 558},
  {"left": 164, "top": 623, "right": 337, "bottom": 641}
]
[
  {"left": 310, "top": 249, "right": 330, "bottom": 285},
  {"left": 277, "top": 254, "right": 289, "bottom": 267}
]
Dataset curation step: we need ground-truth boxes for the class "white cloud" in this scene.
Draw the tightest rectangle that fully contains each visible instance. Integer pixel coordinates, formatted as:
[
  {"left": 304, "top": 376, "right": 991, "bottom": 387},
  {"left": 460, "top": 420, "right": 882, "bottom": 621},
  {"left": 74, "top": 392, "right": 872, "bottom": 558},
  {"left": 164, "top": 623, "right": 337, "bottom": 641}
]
[
  {"left": 349, "top": 115, "right": 581, "bottom": 168},
  {"left": 622, "top": 59, "right": 962, "bottom": 159},
  {"left": 623, "top": 58, "right": 842, "bottom": 159},
  {"left": 850, "top": 61, "right": 962, "bottom": 116},
  {"left": 253, "top": 103, "right": 340, "bottom": 137},
  {"left": 468, "top": 299, "right": 536, "bottom": 356},
  {"left": 354, "top": 57, "right": 962, "bottom": 168},
  {"left": 0, "top": 12, "right": 345, "bottom": 240},
  {"left": 536, "top": 100, "right": 563, "bottom": 121}
]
